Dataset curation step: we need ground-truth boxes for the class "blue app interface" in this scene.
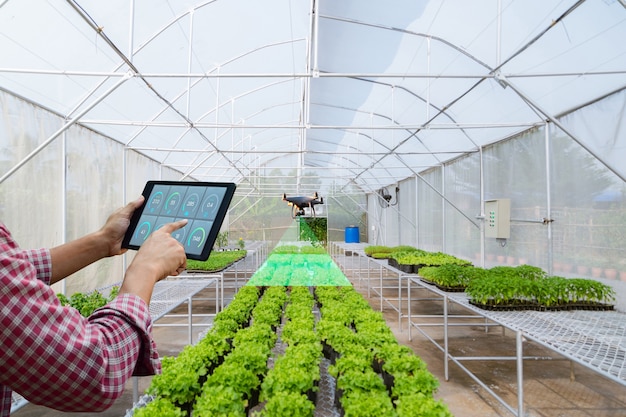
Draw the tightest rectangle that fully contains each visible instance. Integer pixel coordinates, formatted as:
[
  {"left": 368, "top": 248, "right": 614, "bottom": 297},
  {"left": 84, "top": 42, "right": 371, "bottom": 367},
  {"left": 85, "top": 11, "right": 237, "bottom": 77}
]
[{"left": 129, "top": 184, "right": 227, "bottom": 256}]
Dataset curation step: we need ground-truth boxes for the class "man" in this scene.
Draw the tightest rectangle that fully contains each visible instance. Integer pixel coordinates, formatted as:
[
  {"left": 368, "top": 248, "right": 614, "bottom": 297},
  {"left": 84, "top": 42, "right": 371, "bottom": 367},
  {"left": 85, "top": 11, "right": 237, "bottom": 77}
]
[{"left": 0, "top": 196, "right": 187, "bottom": 416}]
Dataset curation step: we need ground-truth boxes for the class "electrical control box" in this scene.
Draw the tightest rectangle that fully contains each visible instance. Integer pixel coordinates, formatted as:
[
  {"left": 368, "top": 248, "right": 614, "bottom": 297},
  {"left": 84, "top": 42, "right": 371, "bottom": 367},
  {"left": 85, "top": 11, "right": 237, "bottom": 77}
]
[{"left": 484, "top": 199, "right": 510, "bottom": 239}]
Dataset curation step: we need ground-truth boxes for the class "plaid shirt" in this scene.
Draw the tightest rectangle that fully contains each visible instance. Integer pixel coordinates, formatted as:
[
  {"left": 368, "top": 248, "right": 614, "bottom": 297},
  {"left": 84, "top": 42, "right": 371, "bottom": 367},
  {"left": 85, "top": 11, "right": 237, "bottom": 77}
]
[{"left": 0, "top": 223, "right": 160, "bottom": 416}]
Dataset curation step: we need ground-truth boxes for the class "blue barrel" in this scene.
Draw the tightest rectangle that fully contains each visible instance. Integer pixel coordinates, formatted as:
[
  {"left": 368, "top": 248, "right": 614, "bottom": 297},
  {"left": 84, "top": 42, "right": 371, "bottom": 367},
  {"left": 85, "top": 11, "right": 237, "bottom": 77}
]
[{"left": 345, "top": 226, "right": 360, "bottom": 243}]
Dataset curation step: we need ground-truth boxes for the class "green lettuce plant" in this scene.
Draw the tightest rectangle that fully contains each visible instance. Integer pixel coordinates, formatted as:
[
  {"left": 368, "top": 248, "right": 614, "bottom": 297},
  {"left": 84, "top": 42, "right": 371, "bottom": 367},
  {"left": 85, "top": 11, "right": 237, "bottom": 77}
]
[
  {"left": 193, "top": 384, "right": 246, "bottom": 417},
  {"left": 147, "top": 344, "right": 207, "bottom": 405},
  {"left": 133, "top": 397, "right": 186, "bottom": 417},
  {"left": 340, "top": 389, "right": 398, "bottom": 417},
  {"left": 395, "top": 393, "right": 453, "bottom": 417},
  {"left": 467, "top": 265, "right": 616, "bottom": 309},
  {"left": 391, "top": 370, "right": 440, "bottom": 398},
  {"left": 57, "top": 285, "right": 119, "bottom": 317},
  {"left": 255, "top": 391, "right": 315, "bottom": 417},
  {"left": 186, "top": 250, "right": 246, "bottom": 272}
]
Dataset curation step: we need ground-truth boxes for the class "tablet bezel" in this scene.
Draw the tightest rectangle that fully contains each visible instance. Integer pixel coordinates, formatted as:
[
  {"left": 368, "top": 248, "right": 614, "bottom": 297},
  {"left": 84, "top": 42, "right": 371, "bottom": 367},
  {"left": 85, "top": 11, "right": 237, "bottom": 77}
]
[{"left": 122, "top": 180, "right": 237, "bottom": 261}]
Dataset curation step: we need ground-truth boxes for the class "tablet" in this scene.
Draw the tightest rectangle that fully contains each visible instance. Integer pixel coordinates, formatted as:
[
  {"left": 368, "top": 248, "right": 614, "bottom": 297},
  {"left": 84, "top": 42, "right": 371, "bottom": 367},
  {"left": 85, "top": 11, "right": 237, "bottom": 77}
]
[{"left": 122, "top": 181, "right": 237, "bottom": 261}]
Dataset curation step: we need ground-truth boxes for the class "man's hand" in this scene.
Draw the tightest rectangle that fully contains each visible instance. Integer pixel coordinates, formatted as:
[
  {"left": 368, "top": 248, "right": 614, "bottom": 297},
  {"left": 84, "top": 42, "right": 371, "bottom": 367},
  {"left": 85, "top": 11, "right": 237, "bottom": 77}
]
[
  {"left": 132, "top": 220, "right": 188, "bottom": 280},
  {"left": 99, "top": 196, "right": 145, "bottom": 257},
  {"left": 119, "top": 219, "right": 188, "bottom": 305},
  {"left": 49, "top": 196, "right": 145, "bottom": 283}
]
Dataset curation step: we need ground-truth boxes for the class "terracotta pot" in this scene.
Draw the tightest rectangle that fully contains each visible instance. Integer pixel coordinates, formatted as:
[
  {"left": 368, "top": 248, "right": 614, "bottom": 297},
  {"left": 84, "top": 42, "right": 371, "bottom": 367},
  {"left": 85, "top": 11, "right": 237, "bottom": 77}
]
[
  {"left": 561, "top": 263, "right": 573, "bottom": 273},
  {"left": 620, "top": 271, "right": 626, "bottom": 282},
  {"left": 497, "top": 255, "right": 505, "bottom": 263},
  {"left": 591, "top": 267, "right": 603, "bottom": 278},
  {"left": 576, "top": 265, "right": 589, "bottom": 276},
  {"left": 604, "top": 268, "right": 618, "bottom": 280},
  {"left": 506, "top": 256, "right": 516, "bottom": 265}
]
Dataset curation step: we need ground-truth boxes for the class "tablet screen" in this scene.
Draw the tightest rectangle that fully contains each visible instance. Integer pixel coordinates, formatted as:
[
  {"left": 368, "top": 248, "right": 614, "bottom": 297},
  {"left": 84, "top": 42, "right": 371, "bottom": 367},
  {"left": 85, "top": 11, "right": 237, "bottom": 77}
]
[{"left": 122, "top": 181, "right": 237, "bottom": 261}]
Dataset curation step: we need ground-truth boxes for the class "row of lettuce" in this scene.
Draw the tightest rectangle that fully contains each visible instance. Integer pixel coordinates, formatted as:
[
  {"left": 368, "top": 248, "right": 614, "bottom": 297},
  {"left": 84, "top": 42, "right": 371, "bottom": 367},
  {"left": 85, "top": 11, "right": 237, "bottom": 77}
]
[
  {"left": 364, "top": 245, "right": 615, "bottom": 310},
  {"left": 133, "top": 285, "right": 452, "bottom": 417}
]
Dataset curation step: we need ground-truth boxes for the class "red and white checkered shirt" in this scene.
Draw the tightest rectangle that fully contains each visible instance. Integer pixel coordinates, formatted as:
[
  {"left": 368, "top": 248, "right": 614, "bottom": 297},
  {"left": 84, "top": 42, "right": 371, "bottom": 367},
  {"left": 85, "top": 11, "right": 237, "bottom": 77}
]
[{"left": 0, "top": 223, "right": 161, "bottom": 416}]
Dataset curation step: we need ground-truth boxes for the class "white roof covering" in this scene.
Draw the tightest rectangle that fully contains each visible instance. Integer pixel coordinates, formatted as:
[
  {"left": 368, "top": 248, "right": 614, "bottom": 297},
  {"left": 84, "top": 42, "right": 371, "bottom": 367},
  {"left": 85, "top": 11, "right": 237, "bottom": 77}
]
[{"left": 1, "top": 0, "right": 625, "bottom": 195}]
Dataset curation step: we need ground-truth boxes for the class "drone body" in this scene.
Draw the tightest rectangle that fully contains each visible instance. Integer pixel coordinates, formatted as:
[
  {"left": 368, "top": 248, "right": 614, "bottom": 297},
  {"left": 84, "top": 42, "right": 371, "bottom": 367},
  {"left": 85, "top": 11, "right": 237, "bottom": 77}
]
[{"left": 282, "top": 192, "right": 324, "bottom": 218}]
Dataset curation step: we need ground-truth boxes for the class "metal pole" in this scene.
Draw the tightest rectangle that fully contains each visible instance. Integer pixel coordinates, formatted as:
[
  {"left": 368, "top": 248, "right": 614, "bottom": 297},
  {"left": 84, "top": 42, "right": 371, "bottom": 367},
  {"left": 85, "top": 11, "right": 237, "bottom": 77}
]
[
  {"left": 444, "top": 294, "right": 449, "bottom": 381},
  {"left": 398, "top": 274, "right": 402, "bottom": 331},
  {"left": 380, "top": 263, "right": 383, "bottom": 311},
  {"left": 545, "top": 124, "right": 554, "bottom": 275},
  {"left": 367, "top": 256, "right": 371, "bottom": 298},
  {"left": 408, "top": 278, "right": 412, "bottom": 341},
  {"left": 188, "top": 296, "right": 193, "bottom": 344},
  {"left": 220, "top": 272, "right": 224, "bottom": 311},
  {"left": 132, "top": 377, "right": 138, "bottom": 404},
  {"left": 516, "top": 330, "right": 524, "bottom": 416}
]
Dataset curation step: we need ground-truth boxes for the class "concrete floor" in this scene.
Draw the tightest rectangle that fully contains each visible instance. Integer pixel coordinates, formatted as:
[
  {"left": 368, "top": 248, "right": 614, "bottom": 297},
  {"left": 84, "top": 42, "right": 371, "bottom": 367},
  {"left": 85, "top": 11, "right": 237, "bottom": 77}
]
[{"left": 12, "top": 263, "right": 626, "bottom": 417}]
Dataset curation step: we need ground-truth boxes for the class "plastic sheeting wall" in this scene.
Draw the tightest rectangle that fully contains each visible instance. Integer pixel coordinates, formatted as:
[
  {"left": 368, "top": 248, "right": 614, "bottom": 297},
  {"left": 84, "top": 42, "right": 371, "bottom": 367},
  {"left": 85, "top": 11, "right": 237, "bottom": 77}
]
[
  {"left": 0, "top": 90, "right": 182, "bottom": 294},
  {"left": 368, "top": 89, "right": 626, "bottom": 312}
]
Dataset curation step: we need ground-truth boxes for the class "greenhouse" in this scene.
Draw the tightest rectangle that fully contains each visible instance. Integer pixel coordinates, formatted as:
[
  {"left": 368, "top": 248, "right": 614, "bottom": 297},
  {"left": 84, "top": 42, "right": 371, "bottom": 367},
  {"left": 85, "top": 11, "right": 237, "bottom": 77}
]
[{"left": 2, "top": 1, "right": 626, "bottom": 416}]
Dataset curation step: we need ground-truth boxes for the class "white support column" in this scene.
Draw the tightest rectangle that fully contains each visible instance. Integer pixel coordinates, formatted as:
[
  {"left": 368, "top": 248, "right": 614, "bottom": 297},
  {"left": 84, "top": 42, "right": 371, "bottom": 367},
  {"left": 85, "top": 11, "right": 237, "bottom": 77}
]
[
  {"left": 545, "top": 123, "right": 554, "bottom": 275},
  {"left": 516, "top": 330, "right": 525, "bottom": 416}
]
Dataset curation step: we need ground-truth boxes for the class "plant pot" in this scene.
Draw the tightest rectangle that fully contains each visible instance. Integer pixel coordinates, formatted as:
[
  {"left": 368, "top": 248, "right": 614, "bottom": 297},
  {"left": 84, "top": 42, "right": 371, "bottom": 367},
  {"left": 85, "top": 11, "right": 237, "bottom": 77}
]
[
  {"left": 620, "top": 271, "right": 626, "bottom": 282},
  {"left": 591, "top": 267, "right": 603, "bottom": 278},
  {"left": 506, "top": 256, "right": 516, "bottom": 265},
  {"left": 496, "top": 255, "right": 505, "bottom": 263},
  {"left": 372, "top": 358, "right": 385, "bottom": 374},
  {"left": 334, "top": 387, "right": 344, "bottom": 409},
  {"left": 576, "top": 265, "right": 589, "bottom": 276},
  {"left": 306, "top": 387, "right": 317, "bottom": 405},
  {"left": 381, "top": 371, "right": 394, "bottom": 396},
  {"left": 245, "top": 388, "right": 261, "bottom": 414},
  {"left": 322, "top": 341, "right": 339, "bottom": 364},
  {"left": 604, "top": 268, "right": 618, "bottom": 280}
]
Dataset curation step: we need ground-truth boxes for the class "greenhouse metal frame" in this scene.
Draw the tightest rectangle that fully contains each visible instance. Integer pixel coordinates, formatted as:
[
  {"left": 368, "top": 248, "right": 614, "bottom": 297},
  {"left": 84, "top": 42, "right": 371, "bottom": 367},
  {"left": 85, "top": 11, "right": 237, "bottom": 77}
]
[
  {"left": 1, "top": 1, "right": 626, "bottom": 414},
  {"left": 2, "top": 0, "right": 625, "bottom": 303}
]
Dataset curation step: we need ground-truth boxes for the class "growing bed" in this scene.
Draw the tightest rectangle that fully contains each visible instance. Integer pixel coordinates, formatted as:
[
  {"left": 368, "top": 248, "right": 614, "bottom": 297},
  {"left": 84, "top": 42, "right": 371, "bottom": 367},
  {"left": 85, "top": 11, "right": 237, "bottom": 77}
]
[
  {"left": 406, "top": 277, "right": 626, "bottom": 417},
  {"left": 330, "top": 241, "right": 626, "bottom": 417}
]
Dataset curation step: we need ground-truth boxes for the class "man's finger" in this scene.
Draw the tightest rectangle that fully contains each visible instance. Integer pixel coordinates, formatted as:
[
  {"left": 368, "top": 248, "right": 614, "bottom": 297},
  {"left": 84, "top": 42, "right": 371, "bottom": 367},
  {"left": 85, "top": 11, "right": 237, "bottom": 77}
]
[
  {"left": 121, "top": 196, "right": 145, "bottom": 217},
  {"left": 130, "top": 195, "right": 145, "bottom": 210},
  {"left": 158, "top": 219, "right": 189, "bottom": 234}
]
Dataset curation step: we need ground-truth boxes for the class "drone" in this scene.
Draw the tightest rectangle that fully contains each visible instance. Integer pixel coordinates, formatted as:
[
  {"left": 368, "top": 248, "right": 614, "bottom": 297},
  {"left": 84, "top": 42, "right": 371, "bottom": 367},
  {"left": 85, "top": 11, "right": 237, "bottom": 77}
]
[{"left": 282, "top": 192, "right": 324, "bottom": 218}]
